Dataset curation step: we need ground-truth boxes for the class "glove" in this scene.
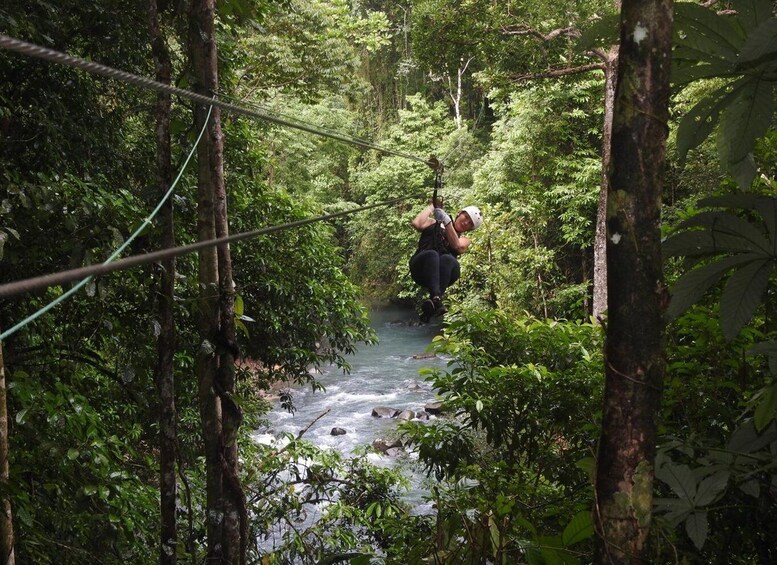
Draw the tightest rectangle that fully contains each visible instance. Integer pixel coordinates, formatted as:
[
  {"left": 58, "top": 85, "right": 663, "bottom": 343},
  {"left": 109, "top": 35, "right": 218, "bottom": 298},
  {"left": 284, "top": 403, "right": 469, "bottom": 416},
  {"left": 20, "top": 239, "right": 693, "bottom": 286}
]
[{"left": 433, "top": 207, "right": 452, "bottom": 226}]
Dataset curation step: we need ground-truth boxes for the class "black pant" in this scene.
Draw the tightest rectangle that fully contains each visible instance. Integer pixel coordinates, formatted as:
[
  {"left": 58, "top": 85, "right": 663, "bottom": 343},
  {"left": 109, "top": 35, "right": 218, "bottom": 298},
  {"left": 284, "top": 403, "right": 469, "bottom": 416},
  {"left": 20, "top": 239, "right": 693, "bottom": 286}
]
[{"left": 409, "top": 250, "right": 460, "bottom": 298}]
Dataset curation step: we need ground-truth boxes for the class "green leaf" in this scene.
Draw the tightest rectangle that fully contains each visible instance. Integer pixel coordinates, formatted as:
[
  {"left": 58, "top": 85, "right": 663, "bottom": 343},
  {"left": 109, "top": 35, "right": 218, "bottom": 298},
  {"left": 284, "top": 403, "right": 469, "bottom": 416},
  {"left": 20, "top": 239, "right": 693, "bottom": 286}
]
[
  {"left": 685, "top": 511, "right": 709, "bottom": 549},
  {"left": 676, "top": 210, "right": 772, "bottom": 253},
  {"left": 674, "top": 2, "right": 745, "bottom": 62},
  {"left": 66, "top": 448, "right": 79, "bottom": 460},
  {"left": 578, "top": 14, "right": 619, "bottom": 51},
  {"left": 737, "top": 18, "right": 777, "bottom": 66},
  {"left": 656, "top": 460, "right": 696, "bottom": 501},
  {"left": 719, "top": 258, "right": 773, "bottom": 340},
  {"left": 754, "top": 384, "right": 777, "bottom": 431},
  {"left": 475, "top": 399, "right": 483, "bottom": 412},
  {"left": 676, "top": 78, "right": 748, "bottom": 163},
  {"left": 561, "top": 511, "right": 594, "bottom": 546},
  {"left": 727, "top": 421, "right": 777, "bottom": 453},
  {"left": 671, "top": 59, "right": 735, "bottom": 87},
  {"left": 739, "top": 478, "right": 760, "bottom": 498},
  {"left": 666, "top": 253, "right": 762, "bottom": 320},
  {"left": 696, "top": 194, "right": 777, "bottom": 246},
  {"left": 14, "top": 408, "right": 29, "bottom": 424},
  {"left": 234, "top": 294, "right": 244, "bottom": 317},
  {"left": 732, "top": 0, "right": 775, "bottom": 32},
  {"left": 235, "top": 318, "right": 250, "bottom": 338},
  {"left": 694, "top": 470, "right": 729, "bottom": 506},
  {"left": 717, "top": 78, "right": 776, "bottom": 188},
  {"left": 747, "top": 340, "right": 777, "bottom": 374}
]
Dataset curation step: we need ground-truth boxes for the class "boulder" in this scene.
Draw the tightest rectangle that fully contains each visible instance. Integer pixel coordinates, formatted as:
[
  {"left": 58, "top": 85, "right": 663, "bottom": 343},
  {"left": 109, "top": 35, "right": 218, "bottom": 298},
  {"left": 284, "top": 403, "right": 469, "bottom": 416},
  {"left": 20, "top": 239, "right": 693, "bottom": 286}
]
[
  {"left": 412, "top": 353, "right": 437, "bottom": 360},
  {"left": 372, "top": 406, "right": 400, "bottom": 418},
  {"left": 424, "top": 401, "right": 444, "bottom": 415},
  {"left": 330, "top": 427, "right": 347, "bottom": 436},
  {"left": 385, "top": 447, "right": 403, "bottom": 457},
  {"left": 372, "top": 438, "right": 403, "bottom": 453},
  {"left": 407, "top": 382, "right": 424, "bottom": 391},
  {"left": 396, "top": 410, "right": 415, "bottom": 420},
  {"left": 414, "top": 411, "right": 430, "bottom": 421}
]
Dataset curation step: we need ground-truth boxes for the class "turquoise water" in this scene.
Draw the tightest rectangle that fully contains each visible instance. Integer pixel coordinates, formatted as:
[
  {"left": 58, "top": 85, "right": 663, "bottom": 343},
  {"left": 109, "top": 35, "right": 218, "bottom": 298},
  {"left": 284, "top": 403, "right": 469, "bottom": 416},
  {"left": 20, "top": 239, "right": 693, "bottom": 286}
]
[{"left": 257, "top": 305, "right": 449, "bottom": 511}]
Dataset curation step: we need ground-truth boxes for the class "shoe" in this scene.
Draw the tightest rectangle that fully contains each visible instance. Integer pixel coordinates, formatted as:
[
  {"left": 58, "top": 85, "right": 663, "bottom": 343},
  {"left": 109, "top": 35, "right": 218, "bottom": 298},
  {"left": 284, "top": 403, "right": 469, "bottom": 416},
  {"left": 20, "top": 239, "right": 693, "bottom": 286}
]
[
  {"left": 431, "top": 296, "right": 447, "bottom": 316},
  {"left": 420, "top": 299, "right": 435, "bottom": 323}
]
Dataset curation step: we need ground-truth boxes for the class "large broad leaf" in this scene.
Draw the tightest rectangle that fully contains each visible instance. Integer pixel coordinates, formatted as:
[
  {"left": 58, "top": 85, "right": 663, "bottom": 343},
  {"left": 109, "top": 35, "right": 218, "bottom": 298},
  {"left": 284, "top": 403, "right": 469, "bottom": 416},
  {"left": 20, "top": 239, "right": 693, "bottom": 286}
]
[
  {"left": 676, "top": 210, "right": 772, "bottom": 254},
  {"left": 737, "top": 18, "right": 777, "bottom": 68},
  {"left": 727, "top": 421, "right": 777, "bottom": 454},
  {"left": 663, "top": 229, "right": 759, "bottom": 258},
  {"left": 696, "top": 195, "right": 777, "bottom": 249},
  {"left": 676, "top": 78, "right": 749, "bottom": 163},
  {"left": 655, "top": 460, "right": 696, "bottom": 501},
  {"left": 720, "top": 258, "right": 773, "bottom": 340},
  {"left": 685, "top": 511, "right": 709, "bottom": 549},
  {"left": 732, "top": 0, "right": 775, "bottom": 32},
  {"left": 754, "top": 383, "right": 777, "bottom": 431},
  {"left": 561, "top": 511, "right": 594, "bottom": 547},
  {"left": 671, "top": 59, "right": 735, "bottom": 86},
  {"left": 666, "top": 253, "right": 763, "bottom": 320},
  {"left": 674, "top": 2, "right": 745, "bottom": 62},
  {"left": 694, "top": 470, "right": 730, "bottom": 506},
  {"left": 717, "top": 78, "right": 776, "bottom": 188}
]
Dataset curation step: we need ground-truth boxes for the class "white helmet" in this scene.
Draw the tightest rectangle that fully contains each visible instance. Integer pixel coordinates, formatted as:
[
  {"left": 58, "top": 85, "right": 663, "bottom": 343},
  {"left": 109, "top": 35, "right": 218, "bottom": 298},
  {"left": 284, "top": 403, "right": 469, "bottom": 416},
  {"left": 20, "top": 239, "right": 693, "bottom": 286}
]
[{"left": 460, "top": 205, "right": 483, "bottom": 230}]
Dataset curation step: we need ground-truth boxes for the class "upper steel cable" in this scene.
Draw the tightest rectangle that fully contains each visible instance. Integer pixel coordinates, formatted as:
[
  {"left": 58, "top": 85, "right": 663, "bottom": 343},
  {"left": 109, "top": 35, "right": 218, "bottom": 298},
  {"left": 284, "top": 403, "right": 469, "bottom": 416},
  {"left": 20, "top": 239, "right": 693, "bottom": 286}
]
[{"left": 0, "top": 34, "right": 440, "bottom": 169}]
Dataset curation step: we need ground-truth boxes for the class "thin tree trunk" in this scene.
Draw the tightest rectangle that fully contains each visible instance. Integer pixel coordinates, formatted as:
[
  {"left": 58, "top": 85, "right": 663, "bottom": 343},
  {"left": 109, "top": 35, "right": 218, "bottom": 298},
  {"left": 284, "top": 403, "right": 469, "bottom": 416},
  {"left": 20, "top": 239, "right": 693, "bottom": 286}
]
[
  {"left": 592, "top": 49, "right": 618, "bottom": 322},
  {"left": 594, "top": 1, "right": 672, "bottom": 563},
  {"left": 209, "top": 41, "right": 246, "bottom": 565},
  {"left": 0, "top": 332, "right": 15, "bottom": 565},
  {"left": 188, "top": 0, "right": 224, "bottom": 561},
  {"left": 149, "top": 1, "right": 178, "bottom": 562}
]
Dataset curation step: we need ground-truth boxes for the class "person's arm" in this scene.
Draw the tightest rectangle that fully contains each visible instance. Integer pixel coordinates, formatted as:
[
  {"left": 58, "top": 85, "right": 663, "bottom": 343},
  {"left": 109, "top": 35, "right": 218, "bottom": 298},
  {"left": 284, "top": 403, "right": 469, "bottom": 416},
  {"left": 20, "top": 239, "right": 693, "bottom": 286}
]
[
  {"left": 443, "top": 222, "right": 471, "bottom": 253},
  {"left": 433, "top": 208, "right": 471, "bottom": 254},
  {"left": 411, "top": 203, "right": 436, "bottom": 232}
]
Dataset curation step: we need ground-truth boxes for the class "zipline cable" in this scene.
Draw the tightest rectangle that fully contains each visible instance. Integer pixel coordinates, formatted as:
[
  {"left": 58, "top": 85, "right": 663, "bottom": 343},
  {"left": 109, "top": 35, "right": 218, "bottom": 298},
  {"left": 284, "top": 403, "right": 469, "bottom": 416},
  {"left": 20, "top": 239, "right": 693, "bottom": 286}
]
[
  {"left": 0, "top": 105, "right": 215, "bottom": 342},
  {"left": 0, "top": 193, "right": 425, "bottom": 304},
  {"left": 0, "top": 34, "right": 440, "bottom": 170}
]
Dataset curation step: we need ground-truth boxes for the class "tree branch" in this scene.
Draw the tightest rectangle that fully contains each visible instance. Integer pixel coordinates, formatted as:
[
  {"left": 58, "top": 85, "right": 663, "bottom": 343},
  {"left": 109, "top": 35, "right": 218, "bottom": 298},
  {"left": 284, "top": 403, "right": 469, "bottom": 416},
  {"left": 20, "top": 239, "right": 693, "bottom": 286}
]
[
  {"left": 511, "top": 62, "right": 605, "bottom": 82},
  {"left": 501, "top": 25, "right": 581, "bottom": 41}
]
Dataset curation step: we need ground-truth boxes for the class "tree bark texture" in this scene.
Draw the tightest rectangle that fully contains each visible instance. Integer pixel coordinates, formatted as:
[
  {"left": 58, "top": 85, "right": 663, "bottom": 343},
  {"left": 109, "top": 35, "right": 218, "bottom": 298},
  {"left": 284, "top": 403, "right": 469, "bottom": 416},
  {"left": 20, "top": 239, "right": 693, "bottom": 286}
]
[
  {"left": 189, "top": 0, "right": 246, "bottom": 562},
  {"left": 594, "top": 0, "right": 672, "bottom": 563},
  {"left": 592, "top": 48, "right": 619, "bottom": 322},
  {"left": 188, "top": 0, "right": 226, "bottom": 562},
  {"left": 0, "top": 334, "right": 15, "bottom": 565},
  {"left": 149, "top": 1, "right": 178, "bottom": 562},
  {"left": 209, "top": 32, "right": 247, "bottom": 565}
]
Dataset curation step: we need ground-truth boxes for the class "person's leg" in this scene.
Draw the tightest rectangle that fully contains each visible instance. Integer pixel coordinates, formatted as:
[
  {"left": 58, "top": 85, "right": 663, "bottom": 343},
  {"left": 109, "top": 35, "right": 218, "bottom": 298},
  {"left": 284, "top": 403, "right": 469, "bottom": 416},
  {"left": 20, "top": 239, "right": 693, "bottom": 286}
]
[
  {"left": 409, "top": 250, "right": 442, "bottom": 297},
  {"left": 438, "top": 255, "right": 460, "bottom": 296}
]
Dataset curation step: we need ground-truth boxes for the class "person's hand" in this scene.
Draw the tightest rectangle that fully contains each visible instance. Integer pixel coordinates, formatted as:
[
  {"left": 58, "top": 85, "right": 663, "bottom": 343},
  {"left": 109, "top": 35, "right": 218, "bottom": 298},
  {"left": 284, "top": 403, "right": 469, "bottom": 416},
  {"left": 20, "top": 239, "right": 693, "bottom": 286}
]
[{"left": 433, "top": 207, "right": 452, "bottom": 225}]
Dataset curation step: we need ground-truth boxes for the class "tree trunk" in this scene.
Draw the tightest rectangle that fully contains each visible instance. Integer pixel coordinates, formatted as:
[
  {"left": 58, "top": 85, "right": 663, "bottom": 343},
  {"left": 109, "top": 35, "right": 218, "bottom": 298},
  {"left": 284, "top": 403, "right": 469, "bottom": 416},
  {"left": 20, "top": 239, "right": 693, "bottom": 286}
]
[
  {"left": 0, "top": 332, "right": 15, "bottom": 565},
  {"left": 210, "top": 40, "right": 247, "bottom": 565},
  {"left": 592, "top": 48, "right": 618, "bottom": 322},
  {"left": 149, "top": 1, "right": 178, "bottom": 562},
  {"left": 594, "top": 0, "right": 672, "bottom": 562},
  {"left": 189, "top": 1, "right": 245, "bottom": 562},
  {"left": 188, "top": 0, "right": 224, "bottom": 561}
]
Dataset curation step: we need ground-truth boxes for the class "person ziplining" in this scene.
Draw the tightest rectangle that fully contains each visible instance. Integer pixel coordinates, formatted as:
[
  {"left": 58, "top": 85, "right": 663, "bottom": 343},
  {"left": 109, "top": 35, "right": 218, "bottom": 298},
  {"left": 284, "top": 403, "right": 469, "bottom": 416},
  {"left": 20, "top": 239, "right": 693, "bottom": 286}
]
[{"left": 409, "top": 197, "right": 482, "bottom": 323}]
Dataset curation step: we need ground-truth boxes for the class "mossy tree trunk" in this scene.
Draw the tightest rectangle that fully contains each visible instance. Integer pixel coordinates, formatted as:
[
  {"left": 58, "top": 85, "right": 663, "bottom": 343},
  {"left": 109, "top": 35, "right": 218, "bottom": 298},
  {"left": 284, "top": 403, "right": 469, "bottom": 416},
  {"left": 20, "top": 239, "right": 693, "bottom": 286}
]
[
  {"left": 188, "top": 0, "right": 245, "bottom": 561},
  {"left": 0, "top": 334, "right": 15, "bottom": 565},
  {"left": 148, "top": 1, "right": 178, "bottom": 562},
  {"left": 594, "top": 0, "right": 672, "bottom": 562},
  {"left": 188, "top": 0, "right": 225, "bottom": 561}
]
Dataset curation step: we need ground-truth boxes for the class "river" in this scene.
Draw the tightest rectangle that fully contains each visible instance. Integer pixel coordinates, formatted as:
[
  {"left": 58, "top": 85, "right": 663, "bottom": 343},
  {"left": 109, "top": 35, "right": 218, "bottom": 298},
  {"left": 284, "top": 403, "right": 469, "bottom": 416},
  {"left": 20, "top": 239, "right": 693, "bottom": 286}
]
[{"left": 256, "top": 305, "right": 448, "bottom": 513}]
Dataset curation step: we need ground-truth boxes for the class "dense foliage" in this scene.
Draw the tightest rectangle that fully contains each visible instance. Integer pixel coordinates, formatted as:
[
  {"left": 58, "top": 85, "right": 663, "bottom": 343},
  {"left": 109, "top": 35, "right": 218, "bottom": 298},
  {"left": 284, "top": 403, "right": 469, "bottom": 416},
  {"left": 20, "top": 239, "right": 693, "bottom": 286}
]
[{"left": 0, "top": 0, "right": 775, "bottom": 563}]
